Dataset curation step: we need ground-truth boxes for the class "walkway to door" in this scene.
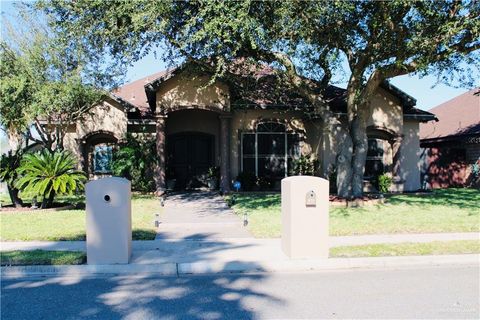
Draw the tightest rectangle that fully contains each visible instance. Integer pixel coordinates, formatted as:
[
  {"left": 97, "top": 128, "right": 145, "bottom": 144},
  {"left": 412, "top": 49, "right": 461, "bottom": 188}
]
[{"left": 155, "top": 192, "right": 252, "bottom": 240}]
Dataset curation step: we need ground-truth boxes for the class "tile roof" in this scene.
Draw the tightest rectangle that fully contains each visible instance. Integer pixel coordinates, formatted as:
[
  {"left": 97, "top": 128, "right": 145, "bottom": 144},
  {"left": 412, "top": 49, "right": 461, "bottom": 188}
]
[
  {"left": 111, "top": 70, "right": 170, "bottom": 115},
  {"left": 419, "top": 88, "right": 480, "bottom": 141},
  {"left": 111, "top": 64, "right": 435, "bottom": 121}
]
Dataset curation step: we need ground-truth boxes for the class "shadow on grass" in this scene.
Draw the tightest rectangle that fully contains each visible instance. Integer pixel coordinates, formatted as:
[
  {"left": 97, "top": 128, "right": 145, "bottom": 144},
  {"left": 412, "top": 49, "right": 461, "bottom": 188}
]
[
  {"left": 40, "top": 229, "right": 156, "bottom": 241},
  {"left": 387, "top": 188, "right": 480, "bottom": 211}
]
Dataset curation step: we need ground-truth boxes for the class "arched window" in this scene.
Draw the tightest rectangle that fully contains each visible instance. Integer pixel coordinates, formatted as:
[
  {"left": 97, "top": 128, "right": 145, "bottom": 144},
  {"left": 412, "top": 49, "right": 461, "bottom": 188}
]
[
  {"left": 256, "top": 122, "right": 286, "bottom": 133},
  {"left": 82, "top": 131, "right": 117, "bottom": 176},
  {"left": 241, "top": 121, "right": 300, "bottom": 180}
]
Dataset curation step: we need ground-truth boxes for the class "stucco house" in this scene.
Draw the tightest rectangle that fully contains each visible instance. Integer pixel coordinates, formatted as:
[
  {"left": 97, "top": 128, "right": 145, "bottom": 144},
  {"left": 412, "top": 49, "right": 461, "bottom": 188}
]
[
  {"left": 420, "top": 88, "right": 480, "bottom": 188},
  {"left": 62, "top": 63, "right": 436, "bottom": 193}
]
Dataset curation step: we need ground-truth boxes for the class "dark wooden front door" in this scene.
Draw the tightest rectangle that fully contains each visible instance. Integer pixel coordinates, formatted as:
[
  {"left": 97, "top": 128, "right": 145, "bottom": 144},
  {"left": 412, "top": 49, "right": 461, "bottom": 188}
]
[{"left": 167, "top": 132, "right": 214, "bottom": 189}]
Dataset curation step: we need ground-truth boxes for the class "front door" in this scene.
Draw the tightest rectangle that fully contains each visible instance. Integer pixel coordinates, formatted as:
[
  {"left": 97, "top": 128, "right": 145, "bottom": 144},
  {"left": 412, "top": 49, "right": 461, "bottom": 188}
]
[{"left": 167, "top": 132, "right": 214, "bottom": 189}]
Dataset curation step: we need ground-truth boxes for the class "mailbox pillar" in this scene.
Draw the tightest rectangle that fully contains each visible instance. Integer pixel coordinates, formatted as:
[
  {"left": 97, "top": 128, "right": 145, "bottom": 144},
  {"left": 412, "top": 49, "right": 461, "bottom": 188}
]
[
  {"left": 281, "top": 176, "right": 329, "bottom": 259},
  {"left": 86, "top": 177, "right": 132, "bottom": 264}
]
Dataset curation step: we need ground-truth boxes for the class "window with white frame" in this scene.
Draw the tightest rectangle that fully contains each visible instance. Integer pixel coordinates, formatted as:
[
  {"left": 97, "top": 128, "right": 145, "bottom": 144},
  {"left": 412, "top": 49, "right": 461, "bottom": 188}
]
[{"left": 241, "top": 122, "right": 300, "bottom": 178}]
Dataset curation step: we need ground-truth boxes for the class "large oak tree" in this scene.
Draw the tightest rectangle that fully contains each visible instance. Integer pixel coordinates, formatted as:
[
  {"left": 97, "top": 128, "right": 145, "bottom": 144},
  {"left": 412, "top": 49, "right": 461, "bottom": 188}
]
[{"left": 41, "top": 0, "right": 479, "bottom": 197}]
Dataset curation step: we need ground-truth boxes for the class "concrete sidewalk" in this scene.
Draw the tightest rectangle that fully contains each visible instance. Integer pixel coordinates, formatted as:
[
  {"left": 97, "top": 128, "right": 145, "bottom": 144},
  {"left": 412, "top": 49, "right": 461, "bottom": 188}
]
[
  {"left": 1, "top": 232, "right": 478, "bottom": 253},
  {"left": 2, "top": 254, "right": 479, "bottom": 278},
  {"left": 1, "top": 233, "right": 478, "bottom": 277}
]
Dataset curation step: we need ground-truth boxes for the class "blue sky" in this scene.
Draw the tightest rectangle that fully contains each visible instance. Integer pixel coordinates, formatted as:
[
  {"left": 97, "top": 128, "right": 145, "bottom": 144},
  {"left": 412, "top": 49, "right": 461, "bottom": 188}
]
[{"left": 1, "top": 0, "right": 478, "bottom": 112}]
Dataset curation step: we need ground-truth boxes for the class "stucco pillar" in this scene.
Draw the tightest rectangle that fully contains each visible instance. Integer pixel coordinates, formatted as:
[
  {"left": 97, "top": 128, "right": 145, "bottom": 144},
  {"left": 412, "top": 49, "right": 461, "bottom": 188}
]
[
  {"left": 75, "top": 139, "right": 87, "bottom": 173},
  {"left": 154, "top": 114, "right": 167, "bottom": 195},
  {"left": 391, "top": 136, "right": 404, "bottom": 191},
  {"left": 219, "top": 115, "right": 232, "bottom": 193}
]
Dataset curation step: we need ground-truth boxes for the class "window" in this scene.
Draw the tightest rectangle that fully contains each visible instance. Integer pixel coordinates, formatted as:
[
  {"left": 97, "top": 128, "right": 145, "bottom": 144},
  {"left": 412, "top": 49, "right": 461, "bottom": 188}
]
[
  {"left": 365, "top": 139, "right": 384, "bottom": 178},
  {"left": 241, "top": 122, "right": 300, "bottom": 178},
  {"left": 93, "top": 144, "right": 113, "bottom": 173}
]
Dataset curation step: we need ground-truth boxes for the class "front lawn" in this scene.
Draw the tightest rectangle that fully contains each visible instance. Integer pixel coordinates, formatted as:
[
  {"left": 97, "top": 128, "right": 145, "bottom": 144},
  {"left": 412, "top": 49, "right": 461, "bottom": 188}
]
[
  {"left": 0, "top": 194, "right": 160, "bottom": 241},
  {"left": 229, "top": 188, "right": 480, "bottom": 238},
  {"left": 331, "top": 240, "right": 480, "bottom": 258},
  {"left": 1, "top": 250, "right": 86, "bottom": 266}
]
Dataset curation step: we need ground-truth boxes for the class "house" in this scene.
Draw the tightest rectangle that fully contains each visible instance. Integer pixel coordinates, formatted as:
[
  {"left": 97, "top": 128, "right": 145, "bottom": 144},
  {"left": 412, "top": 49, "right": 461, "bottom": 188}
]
[
  {"left": 420, "top": 88, "right": 480, "bottom": 188},
  {"left": 62, "top": 63, "right": 436, "bottom": 193}
]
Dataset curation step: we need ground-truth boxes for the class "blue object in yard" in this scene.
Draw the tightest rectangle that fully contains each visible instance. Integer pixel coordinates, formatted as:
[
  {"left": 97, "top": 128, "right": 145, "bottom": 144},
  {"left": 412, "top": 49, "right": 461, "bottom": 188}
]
[{"left": 233, "top": 181, "right": 241, "bottom": 192}]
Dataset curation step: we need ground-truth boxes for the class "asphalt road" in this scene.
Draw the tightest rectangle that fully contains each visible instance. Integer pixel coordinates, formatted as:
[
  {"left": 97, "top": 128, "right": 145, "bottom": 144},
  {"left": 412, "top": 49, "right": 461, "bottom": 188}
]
[{"left": 1, "top": 265, "right": 479, "bottom": 319}]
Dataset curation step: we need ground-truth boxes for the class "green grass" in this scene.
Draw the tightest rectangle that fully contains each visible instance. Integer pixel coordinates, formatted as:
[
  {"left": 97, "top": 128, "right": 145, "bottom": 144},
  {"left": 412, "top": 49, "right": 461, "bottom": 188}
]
[
  {"left": 0, "top": 194, "right": 160, "bottom": 241},
  {"left": 331, "top": 240, "right": 480, "bottom": 258},
  {"left": 1, "top": 250, "right": 86, "bottom": 266},
  {"left": 229, "top": 188, "right": 480, "bottom": 238}
]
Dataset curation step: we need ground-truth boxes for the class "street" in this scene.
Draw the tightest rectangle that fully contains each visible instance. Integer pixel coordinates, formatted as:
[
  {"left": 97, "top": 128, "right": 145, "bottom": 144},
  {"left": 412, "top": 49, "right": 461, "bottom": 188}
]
[{"left": 1, "top": 264, "right": 479, "bottom": 319}]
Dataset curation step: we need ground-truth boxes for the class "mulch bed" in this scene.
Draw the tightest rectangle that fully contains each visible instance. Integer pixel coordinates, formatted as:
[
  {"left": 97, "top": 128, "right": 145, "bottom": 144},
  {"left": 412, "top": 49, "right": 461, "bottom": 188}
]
[{"left": 329, "top": 194, "right": 386, "bottom": 207}]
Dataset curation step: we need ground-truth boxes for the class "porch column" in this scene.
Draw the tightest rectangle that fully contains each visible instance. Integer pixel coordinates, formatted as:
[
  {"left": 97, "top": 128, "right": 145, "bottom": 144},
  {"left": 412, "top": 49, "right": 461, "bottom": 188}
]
[
  {"left": 154, "top": 114, "right": 167, "bottom": 195},
  {"left": 75, "top": 139, "right": 87, "bottom": 173},
  {"left": 391, "top": 136, "right": 404, "bottom": 191},
  {"left": 219, "top": 115, "right": 232, "bottom": 193}
]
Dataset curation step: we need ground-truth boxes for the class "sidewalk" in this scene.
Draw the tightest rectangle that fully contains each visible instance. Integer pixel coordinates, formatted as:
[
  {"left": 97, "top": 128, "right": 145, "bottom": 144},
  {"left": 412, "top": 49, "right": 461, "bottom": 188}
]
[
  {"left": 2, "top": 233, "right": 478, "bottom": 277},
  {"left": 1, "top": 232, "right": 478, "bottom": 253}
]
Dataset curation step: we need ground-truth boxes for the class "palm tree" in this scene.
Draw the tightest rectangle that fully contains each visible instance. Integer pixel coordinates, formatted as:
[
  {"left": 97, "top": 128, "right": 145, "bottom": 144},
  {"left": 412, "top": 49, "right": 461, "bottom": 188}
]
[{"left": 15, "top": 150, "right": 86, "bottom": 208}]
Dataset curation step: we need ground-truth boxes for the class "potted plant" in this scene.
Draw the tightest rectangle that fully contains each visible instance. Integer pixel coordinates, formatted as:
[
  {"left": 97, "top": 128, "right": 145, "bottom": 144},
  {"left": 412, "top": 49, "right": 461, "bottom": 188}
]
[{"left": 206, "top": 166, "right": 219, "bottom": 190}]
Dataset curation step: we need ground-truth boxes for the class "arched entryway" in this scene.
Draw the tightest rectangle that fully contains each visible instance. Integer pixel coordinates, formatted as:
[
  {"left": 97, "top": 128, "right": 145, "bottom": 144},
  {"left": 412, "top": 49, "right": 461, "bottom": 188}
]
[
  {"left": 163, "top": 108, "right": 227, "bottom": 191},
  {"left": 167, "top": 132, "right": 215, "bottom": 189}
]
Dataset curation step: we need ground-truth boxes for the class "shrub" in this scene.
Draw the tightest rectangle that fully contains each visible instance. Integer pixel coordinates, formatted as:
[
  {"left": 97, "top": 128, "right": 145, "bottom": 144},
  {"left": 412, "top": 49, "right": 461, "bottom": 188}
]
[
  {"left": 0, "top": 150, "right": 24, "bottom": 207},
  {"left": 112, "top": 134, "right": 157, "bottom": 192},
  {"left": 15, "top": 150, "right": 86, "bottom": 208},
  {"left": 290, "top": 154, "right": 318, "bottom": 176},
  {"left": 377, "top": 173, "right": 393, "bottom": 193},
  {"left": 235, "top": 171, "right": 258, "bottom": 191}
]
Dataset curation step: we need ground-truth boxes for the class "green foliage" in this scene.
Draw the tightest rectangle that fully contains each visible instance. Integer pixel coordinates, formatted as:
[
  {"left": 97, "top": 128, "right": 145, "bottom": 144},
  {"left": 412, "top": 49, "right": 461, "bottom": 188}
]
[
  {"left": 0, "top": 151, "right": 22, "bottom": 187},
  {"left": 290, "top": 154, "right": 318, "bottom": 176},
  {"left": 0, "top": 150, "right": 24, "bottom": 206},
  {"left": 41, "top": 0, "right": 480, "bottom": 197},
  {"left": 377, "top": 174, "right": 393, "bottom": 193},
  {"left": 235, "top": 171, "right": 258, "bottom": 191},
  {"left": 112, "top": 134, "right": 157, "bottom": 192},
  {"left": 0, "top": 7, "right": 106, "bottom": 152},
  {"left": 15, "top": 150, "right": 86, "bottom": 208},
  {"left": 207, "top": 166, "right": 220, "bottom": 179}
]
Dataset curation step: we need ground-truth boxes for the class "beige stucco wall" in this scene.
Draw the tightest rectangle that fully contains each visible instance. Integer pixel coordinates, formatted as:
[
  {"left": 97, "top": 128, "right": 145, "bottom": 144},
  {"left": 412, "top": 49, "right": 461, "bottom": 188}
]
[
  {"left": 166, "top": 109, "right": 221, "bottom": 164},
  {"left": 63, "top": 100, "right": 128, "bottom": 162},
  {"left": 156, "top": 74, "right": 230, "bottom": 112},
  {"left": 367, "top": 88, "right": 404, "bottom": 133},
  {"left": 398, "top": 120, "right": 421, "bottom": 191}
]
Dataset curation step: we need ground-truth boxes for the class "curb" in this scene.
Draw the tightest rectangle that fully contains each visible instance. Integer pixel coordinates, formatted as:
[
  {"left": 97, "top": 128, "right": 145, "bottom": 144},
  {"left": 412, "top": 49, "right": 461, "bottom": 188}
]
[
  {"left": 2, "top": 254, "right": 478, "bottom": 279},
  {"left": 1, "top": 263, "right": 178, "bottom": 279}
]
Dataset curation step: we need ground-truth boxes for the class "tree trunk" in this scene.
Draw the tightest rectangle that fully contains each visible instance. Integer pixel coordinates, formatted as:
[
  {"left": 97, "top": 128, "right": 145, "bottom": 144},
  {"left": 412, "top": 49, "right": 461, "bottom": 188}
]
[
  {"left": 335, "top": 127, "right": 354, "bottom": 198},
  {"left": 47, "top": 192, "right": 55, "bottom": 208},
  {"left": 350, "top": 113, "right": 368, "bottom": 197},
  {"left": 7, "top": 186, "right": 23, "bottom": 208}
]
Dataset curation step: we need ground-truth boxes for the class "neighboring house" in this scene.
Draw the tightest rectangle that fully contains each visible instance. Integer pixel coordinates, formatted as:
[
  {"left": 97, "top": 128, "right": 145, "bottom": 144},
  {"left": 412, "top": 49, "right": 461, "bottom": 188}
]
[
  {"left": 62, "top": 63, "right": 436, "bottom": 193},
  {"left": 420, "top": 88, "right": 480, "bottom": 189}
]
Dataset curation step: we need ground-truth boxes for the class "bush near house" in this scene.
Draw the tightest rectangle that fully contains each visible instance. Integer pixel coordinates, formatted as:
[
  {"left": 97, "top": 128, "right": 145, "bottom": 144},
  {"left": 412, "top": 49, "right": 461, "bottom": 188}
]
[{"left": 112, "top": 134, "right": 157, "bottom": 192}]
